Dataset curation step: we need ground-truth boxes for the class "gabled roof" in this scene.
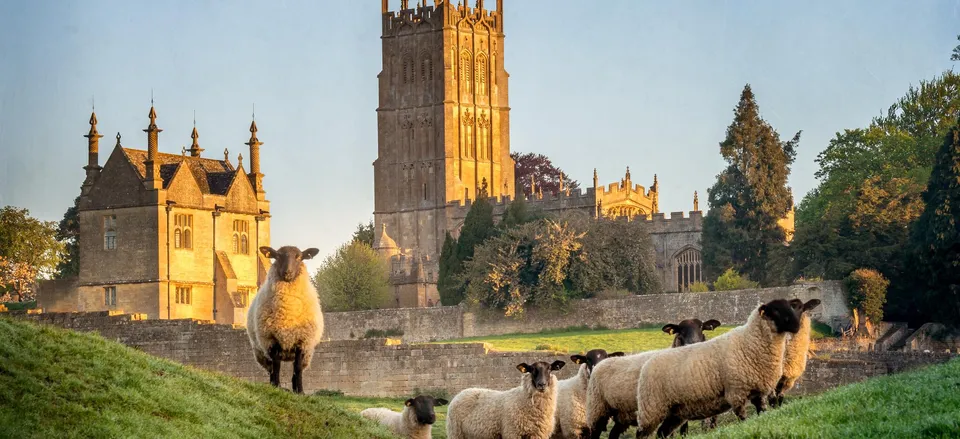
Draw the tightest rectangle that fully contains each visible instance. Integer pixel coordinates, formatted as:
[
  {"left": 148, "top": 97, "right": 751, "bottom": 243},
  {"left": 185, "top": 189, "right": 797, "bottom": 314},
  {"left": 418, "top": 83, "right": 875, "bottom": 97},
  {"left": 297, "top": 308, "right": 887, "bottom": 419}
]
[{"left": 120, "top": 148, "right": 239, "bottom": 195}]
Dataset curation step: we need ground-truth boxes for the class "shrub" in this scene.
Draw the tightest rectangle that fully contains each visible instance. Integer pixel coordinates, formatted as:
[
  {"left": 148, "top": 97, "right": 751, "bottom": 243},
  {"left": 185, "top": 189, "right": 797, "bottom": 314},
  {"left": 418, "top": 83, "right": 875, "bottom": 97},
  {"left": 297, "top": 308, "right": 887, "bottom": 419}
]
[
  {"left": 713, "top": 268, "right": 760, "bottom": 291},
  {"left": 688, "top": 282, "right": 710, "bottom": 292},
  {"left": 312, "top": 241, "right": 391, "bottom": 312},
  {"left": 844, "top": 268, "right": 889, "bottom": 324},
  {"left": 362, "top": 328, "right": 404, "bottom": 339}
]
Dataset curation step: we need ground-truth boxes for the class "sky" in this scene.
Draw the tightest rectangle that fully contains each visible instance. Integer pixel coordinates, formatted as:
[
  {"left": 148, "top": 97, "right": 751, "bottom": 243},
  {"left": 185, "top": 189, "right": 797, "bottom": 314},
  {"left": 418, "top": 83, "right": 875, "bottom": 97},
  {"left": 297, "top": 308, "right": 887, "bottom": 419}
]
[{"left": 0, "top": 0, "right": 958, "bottom": 274}]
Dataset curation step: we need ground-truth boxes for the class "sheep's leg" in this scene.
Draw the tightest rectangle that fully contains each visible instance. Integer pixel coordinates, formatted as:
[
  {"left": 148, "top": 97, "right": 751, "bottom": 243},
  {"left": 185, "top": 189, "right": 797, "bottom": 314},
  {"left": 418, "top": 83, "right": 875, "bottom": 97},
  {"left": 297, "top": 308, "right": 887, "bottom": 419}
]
[
  {"left": 635, "top": 419, "right": 659, "bottom": 439},
  {"left": 268, "top": 342, "right": 282, "bottom": 388},
  {"left": 750, "top": 394, "right": 767, "bottom": 415},
  {"left": 588, "top": 416, "right": 609, "bottom": 439},
  {"left": 609, "top": 420, "right": 628, "bottom": 439},
  {"left": 655, "top": 415, "right": 684, "bottom": 438},
  {"left": 292, "top": 345, "right": 305, "bottom": 394},
  {"left": 678, "top": 421, "right": 689, "bottom": 436}
]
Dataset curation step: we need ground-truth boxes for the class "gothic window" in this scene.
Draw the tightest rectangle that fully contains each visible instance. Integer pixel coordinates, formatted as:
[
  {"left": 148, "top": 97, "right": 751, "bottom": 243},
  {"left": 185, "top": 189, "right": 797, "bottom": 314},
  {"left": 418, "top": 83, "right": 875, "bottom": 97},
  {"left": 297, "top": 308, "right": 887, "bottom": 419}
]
[
  {"left": 476, "top": 53, "right": 487, "bottom": 95},
  {"left": 175, "top": 285, "right": 192, "bottom": 305},
  {"left": 421, "top": 55, "right": 433, "bottom": 82},
  {"left": 232, "top": 220, "right": 249, "bottom": 254},
  {"left": 460, "top": 51, "right": 472, "bottom": 94},
  {"left": 103, "top": 286, "right": 117, "bottom": 307},
  {"left": 675, "top": 248, "right": 703, "bottom": 292},
  {"left": 423, "top": 182, "right": 428, "bottom": 201},
  {"left": 103, "top": 215, "right": 117, "bottom": 250},
  {"left": 174, "top": 214, "right": 193, "bottom": 249}
]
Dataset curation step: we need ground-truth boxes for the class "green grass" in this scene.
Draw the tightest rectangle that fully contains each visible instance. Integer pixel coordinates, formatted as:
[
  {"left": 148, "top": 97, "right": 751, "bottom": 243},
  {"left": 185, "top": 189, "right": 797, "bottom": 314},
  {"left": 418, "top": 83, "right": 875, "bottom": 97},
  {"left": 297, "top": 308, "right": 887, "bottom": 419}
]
[
  {"left": 696, "top": 358, "right": 960, "bottom": 438},
  {"left": 0, "top": 317, "right": 396, "bottom": 439},
  {"left": 324, "top": 394, "right": 451, "bottom": 438}
]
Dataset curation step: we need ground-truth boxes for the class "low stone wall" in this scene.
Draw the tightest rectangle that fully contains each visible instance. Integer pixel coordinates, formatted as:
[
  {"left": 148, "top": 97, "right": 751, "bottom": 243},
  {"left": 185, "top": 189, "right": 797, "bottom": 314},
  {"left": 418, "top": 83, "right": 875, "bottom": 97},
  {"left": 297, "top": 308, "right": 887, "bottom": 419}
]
[
  {"left": 12, "top": 309, "right": 953, "bottom": 399},
  {"left": 325, "top": 281, "right": 849, "bottom": 343}
]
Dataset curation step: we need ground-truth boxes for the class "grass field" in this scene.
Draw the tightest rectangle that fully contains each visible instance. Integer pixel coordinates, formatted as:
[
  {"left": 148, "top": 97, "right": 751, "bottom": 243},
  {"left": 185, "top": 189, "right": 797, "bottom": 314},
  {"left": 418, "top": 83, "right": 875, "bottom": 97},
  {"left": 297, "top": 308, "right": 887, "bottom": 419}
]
[{"left": 0, "top": 317, "right": 395, "bottom": 439}]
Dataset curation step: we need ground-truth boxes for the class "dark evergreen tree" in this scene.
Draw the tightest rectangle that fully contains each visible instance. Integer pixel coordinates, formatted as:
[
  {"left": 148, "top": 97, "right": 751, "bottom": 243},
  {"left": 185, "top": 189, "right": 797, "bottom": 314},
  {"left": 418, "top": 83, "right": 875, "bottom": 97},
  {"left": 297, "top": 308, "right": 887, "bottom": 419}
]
[
  {"left": 351, "top": 220, "right": 375, "bottom": 247},
  {"left": 438, "top": 187, "right": 498, "bottom": 305},
  {"left": 909, "top": 120, "right": 960, "bottom": 326},
  {"left": 702, "top": 84, "right": 800, "bottom": 286},
  {"left": 55, "top": 196, "right": 80, "bottom": 279},
  {"left": 437, "top": 232, "right": 461, "bottom": 306}
]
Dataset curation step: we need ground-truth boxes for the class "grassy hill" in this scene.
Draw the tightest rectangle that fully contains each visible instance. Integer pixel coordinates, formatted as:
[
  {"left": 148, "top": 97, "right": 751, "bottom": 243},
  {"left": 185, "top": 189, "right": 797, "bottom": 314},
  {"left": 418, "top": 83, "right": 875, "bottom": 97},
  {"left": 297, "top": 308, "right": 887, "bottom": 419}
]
[{"left": 0, "top": 317, "right": 396, "bottom": 439}]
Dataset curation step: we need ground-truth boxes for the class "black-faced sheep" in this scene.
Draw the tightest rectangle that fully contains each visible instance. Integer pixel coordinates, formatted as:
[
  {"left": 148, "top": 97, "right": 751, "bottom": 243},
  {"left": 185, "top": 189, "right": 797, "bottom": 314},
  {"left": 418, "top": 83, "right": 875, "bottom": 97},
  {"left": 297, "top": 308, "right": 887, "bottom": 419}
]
[
  {"left": 446, "top": 360, "right": 566, "bottom": 439},
  {"left": 662, "top": 319, "right": 722, "bottom": 435},
  {"left": 553, "top": 349, "right": 625, "bottom": 439},
  {"left": 585, "top": 318, "right": 722, "bottom": 439},
  {"left": 246, "top": 245, "right": 323, "bottom": 394},
  {"left": 360, "top": 395, "right": 449, "bottom": 439},
  {"left": 634, "top": 299, "right": 801, "bottom": 438},
  {"left": 768, "top": 298, "right": 822, "bottom": 408}
]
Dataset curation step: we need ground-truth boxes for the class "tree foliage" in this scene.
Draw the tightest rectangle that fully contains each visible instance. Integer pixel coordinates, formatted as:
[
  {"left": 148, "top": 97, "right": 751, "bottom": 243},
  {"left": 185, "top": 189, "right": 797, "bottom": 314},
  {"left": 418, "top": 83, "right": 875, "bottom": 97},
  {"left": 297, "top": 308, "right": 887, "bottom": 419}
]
[
  {"left": 55, "top": 196, "right": 81, "bottom": 279},
  {"left": 701, "top": 84, "right": 800, "bottom": 286},
  {"left": 844, "top": 268, "right": 889, "bottom": 325},
  {"left": 311, "top": 241, "right": 391, "bottom": 312},
  {"left": 438, "top": 193, "right": 498, "bottom": 306},
  {"left": 908, "top": 121, "right": 960, "bottom": 326},
  {"left": 713, "top": 268, "right": 760, "bottom": 292},
  {"left": 512, "top": 152, "right": 580, "bottom": 196},
  {"left": 0, "top": 256, "right": 39, "bottom": 302},
  {"left": 351, "top": 220, "right": 375, "bottom": 247},
  {"left": 951, "top": 34, "right": 960, "bottom": 62},
  {"left": 567, "top": 214, "right": 661, "bottom": 296},
  {"left": 0, "top": 206, "right": 63, "bottom": 301}
]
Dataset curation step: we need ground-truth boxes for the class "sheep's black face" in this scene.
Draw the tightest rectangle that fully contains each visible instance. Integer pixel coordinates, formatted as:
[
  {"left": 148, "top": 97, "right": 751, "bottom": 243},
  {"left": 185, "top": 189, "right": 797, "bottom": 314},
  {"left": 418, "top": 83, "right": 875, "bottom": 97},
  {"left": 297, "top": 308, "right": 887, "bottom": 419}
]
[
  {"left": 571, "top": 349, "right": 624, "bottom": 372},
  {"left": 260, "top": 246, "right": 319, "bottom": 282},
  {"left": 759, "top": 299, "right": 801, "bottom": 334},
  {"left": 662, "top": 318, "right": 722, "bottom": 347},
  {"left": 517, "top": 360, "right": 565, "bottom": 392},
  {"left": 405, "top": 395, "right": 448, "bottom": 425}
]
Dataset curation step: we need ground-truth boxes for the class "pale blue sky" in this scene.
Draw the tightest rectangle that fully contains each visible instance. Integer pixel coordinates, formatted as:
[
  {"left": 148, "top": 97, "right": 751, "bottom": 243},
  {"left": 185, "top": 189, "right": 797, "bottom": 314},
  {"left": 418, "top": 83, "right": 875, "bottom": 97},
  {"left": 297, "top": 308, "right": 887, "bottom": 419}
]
[{"left": 1, "top": 1, "right": 957, "bottom": 273}]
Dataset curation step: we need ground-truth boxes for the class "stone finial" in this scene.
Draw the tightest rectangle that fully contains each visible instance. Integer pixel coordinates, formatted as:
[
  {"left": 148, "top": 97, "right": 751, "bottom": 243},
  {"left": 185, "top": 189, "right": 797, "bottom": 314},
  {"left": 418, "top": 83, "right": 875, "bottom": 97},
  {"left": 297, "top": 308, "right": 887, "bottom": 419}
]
[
  {"left": 238, "top": 153, "right": 243, "bottom": 168},
  {"left": 116, "top": 132, "right": 122, "bottom": 146},
  {"left": 530, "top": 174, "right": 536, "bottom": 196},
  {"left": 559, "top": 171, "right": 564, "bottom": 192},
  {"left": 189, "top": 125, "right": 204, "bottom": 157},
  {"left": 224, "top": 148, "right": 230, "bottom": 162},
  {"left": 181, "top": 146, "right": 186, "bottom": 156},
  {"left": 694, "top": 191, "right": 700, "bottom": 211},
  {"left": 625, "top": 166, "right": 631, "bottom": 181}
]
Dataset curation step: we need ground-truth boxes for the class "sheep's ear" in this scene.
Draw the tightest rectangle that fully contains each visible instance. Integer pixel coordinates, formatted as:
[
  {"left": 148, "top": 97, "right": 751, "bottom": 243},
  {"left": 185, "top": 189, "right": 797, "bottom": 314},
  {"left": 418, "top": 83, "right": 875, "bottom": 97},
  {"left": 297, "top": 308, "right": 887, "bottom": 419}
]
[
  {"left": 702, "top": 320, "right": 721, "bottom": 331},
  {"left": 662, "top": 324, "right": 678, "bottom": 335},
  {"left": 434, "top": 398, "right": 449, "bottom": 406},
  {"left": 550, "top": 360, "right": 566, "bottom": 371},
  {"left": 609, "top": 351, "right": 625, "bottom": 357},
  {"left": 302, "top": 248, "right": 320, "bottom": 260},
  {"left": 570, "top": 355, "right": 587, "bottom": 365},
  {"left": 516, "top": 363, "right": 530, "bottom": 373},
  {"left": 758, "top": 305, "right": 767, "bottom": 318},
  {"left": 803, "top": 299, "right": 822, "bottom": 312},
  {"left": 259, "top": 246, "right": 278, "bottom": 259},
  {"left": 404, "top": 399, "right": 414, "bottom": 407}
]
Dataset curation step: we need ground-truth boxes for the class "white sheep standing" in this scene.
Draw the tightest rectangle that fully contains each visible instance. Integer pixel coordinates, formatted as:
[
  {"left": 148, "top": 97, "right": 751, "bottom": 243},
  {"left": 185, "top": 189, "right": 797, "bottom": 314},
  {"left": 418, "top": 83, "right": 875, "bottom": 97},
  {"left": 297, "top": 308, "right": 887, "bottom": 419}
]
[
  {"left": 360, "top": 395, "right": 448, "bottom": 439},
  {"left": 246, "top": 245, "right": 323, "bottom": 394},
  {"left": 584, "top": 318, "right": 721, "bottom": 439},
  {"left": 769, "top": 298, "right": 822, "bottom": 408},
  {"left": 446, "top": 360, "right": 566, "bottom": 439},
  {"left": 634, "top": 299, "right": 801, "bottom": 438},
  {"left": 552, "top": 349, "right": 624, "bottom": 439}
]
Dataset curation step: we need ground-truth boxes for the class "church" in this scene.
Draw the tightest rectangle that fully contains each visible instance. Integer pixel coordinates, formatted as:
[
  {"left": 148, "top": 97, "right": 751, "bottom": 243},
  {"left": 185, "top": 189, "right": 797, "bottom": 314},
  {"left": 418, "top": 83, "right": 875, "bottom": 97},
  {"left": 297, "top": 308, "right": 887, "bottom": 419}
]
[
  {"left": 371, "top": 1, "right": 794, "bottom": 307},
  {"left": 37, "top": 106, "right": 272, "bottom": 325}
]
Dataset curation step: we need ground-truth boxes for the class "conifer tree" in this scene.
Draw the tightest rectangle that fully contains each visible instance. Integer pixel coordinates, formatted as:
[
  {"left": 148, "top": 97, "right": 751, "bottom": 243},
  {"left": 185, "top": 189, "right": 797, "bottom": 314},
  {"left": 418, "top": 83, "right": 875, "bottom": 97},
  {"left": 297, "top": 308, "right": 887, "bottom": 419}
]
[
  {"left": 702, "top": 84, "right": 800, "bottom": 285},
  {"left": 909, "top": 120, "right": 960, "bottom": 325},
  {"left": 438, "top": 183, "right": 497, "bottom": 305},
  {"left": 437, "top": 232, "right": 460, "bottom": 305}
]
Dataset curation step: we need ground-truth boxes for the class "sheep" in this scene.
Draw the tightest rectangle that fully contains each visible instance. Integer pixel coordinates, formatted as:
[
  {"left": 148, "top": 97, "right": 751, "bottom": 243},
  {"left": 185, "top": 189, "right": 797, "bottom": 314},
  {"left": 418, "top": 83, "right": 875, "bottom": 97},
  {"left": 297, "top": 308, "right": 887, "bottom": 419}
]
[
  {"left": 768, "top": 298, "right": 822, "bottom": 408},
  {"left": 246, "top": 245, "right": 323, "bottom": 394},
  {"left": 634, "top": 299, "right": 801, "bottom": 438},
  {"left": 661, "top": 319, "right": 722, "bottom": 436},
  {"left": 585, "top": 318, "right": 721, "bottom": 439},
  {"left": 552, "top": 349, "right": 625, "bottom": 439},
  {"left": 446, "top": 360, "right": 566, "bottom": 439},
  {"left": 360, "top": 395, "right": 448, "bottom": 439}
]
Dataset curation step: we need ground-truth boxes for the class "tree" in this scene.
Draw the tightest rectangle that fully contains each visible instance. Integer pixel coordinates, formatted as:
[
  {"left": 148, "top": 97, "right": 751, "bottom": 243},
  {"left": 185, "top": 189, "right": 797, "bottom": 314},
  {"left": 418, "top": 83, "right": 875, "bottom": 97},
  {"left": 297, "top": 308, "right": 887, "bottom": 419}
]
[
  {"left": 500, "top": 196, "right": 542, "bottom": 231},
  {"left": 567, "top": 215, "right": 661, "bottom": 296},
  {"left": 55, "top": 196, "right": 80, "bottom": 279},
  {"left": 909, "top": 120, "right": 960, "bottom": 325},
  {"left": 438, "top": 191, "right": 498, "bottom": 306},
  {"left": 701, "top": 85, "right": 800, "bottom": 286},
  {"left": 0, "top": 206, "right": 63, "bottom": 300},
  {"left": 0, "top": 256, "right": 38, "bottom": 302},
  {"left": 311, "top": 241, "right": 391, "bottom": 312},
  {"left": 952, "top": 34, "right": 960, "bottom": 62},
  {"left": 351, "top": 220, "right": 375, "bottom": 247},
  {"left": 844, "top": 268, "right": 889, "bottom": 334},
  {"left": 512, "top": 152, "right": 580, "bottom": 196}
]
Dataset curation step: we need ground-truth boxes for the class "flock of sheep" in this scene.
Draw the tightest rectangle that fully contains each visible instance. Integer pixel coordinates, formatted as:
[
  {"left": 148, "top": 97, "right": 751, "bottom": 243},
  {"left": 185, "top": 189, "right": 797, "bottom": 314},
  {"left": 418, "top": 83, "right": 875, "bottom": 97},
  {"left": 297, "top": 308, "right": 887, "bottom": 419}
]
[{"left": 244, "top": 245, "right": 822, "bottom": 438}]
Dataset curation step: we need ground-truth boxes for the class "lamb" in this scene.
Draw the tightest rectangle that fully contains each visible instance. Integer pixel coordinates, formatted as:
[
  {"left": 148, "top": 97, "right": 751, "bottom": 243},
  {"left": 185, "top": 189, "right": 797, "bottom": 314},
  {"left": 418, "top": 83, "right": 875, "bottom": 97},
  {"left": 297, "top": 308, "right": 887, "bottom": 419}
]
[
  {"left": 552, "top": 349, "right": 625, "bottom": 439},
  {"left": 446, "top": 360, "right": 566, "bottom": 439},
  {"left": 360, "top": 395, "right": 448, "bottom": 439},
  {"left": 634, "top": 299, "right": 801, "bottom": 438},
  {"left": 768, "top": 298, "right": 822, "bottom": 408},
  {"left": 246, "top": 245, "right": 323, "bottom": 394},
  {"left": 585, "top": 318, "right": 721, "bottom": 439}
]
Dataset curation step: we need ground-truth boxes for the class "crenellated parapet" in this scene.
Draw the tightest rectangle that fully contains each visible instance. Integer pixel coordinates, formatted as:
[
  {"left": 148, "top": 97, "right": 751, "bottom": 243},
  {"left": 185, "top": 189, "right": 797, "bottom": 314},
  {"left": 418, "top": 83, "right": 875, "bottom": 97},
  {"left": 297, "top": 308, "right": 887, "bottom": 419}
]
[{"left": 382, "top": 1, "right": 503, "bottom": 36}]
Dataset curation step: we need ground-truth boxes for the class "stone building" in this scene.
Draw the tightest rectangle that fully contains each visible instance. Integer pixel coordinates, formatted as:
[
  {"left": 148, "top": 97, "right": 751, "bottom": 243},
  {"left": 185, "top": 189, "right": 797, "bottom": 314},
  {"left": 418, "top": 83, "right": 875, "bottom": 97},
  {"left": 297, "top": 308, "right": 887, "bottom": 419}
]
[
  {"left": 38, "top": 107, "right": 271, "bottom": 324},
  {"left": 372, "top": 1, "right": 794, "bottom": 300}
]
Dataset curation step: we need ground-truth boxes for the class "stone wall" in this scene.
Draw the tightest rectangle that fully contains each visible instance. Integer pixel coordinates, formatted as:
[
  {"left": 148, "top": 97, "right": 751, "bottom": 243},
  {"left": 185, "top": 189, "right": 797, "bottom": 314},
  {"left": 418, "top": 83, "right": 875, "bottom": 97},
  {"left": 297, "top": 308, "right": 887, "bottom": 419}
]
[
  {"left": 15, "top": 307, "right": 951, "bottom": 399},
  {"left": 35, "top": 277, "right": 78, "bottom": 313},
  {"left": 323, "top": 281, "right": 849, "bottom": 343}
]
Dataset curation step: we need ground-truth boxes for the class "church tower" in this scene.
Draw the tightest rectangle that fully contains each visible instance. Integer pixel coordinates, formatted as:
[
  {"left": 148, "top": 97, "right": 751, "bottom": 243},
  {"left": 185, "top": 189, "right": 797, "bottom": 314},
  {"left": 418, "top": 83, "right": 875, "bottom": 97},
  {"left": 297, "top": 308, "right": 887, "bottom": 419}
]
[{"left": 374, "top": 0, "right": 514, "bottom": 294}]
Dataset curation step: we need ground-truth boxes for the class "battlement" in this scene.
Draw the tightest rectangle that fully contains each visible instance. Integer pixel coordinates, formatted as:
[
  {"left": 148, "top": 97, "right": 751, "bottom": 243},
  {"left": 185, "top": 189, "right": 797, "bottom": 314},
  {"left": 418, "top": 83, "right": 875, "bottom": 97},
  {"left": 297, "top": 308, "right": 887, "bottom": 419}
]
[{"left": 382, "top": 1, "right": 503, "bottom": 36}]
